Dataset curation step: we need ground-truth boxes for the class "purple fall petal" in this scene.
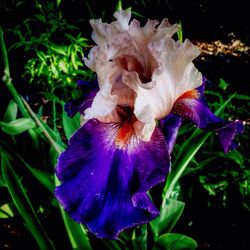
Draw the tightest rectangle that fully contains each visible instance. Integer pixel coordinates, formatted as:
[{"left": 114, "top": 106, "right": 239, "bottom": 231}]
[
  {"left": 218, "top": 120, "right": 244, "bottom": 152},
  {"left": 171, "top": 79, "right": 244, "bottom": 153},
  {"left": 55, "top": 119, "right": 170, "bottom": 239},
  {"left": 160, "top": 114, "right": 183, "bottom": 155}
]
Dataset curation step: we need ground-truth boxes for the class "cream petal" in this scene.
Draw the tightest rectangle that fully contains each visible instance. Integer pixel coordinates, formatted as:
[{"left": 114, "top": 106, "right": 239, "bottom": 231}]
[
  {"left": 142, "top": 19, "right": 159, "bottom": 37},
  {"left": 84, "top": 82, "right": 118, "bottom": 120},
  {"left": 121, "top": 37, "right": 201, "bottom": 141},
  {"left": 133, "top": 119, "right": 156, "bottom": 142},
  {"left": 111, "top": 74, "right": 136, "bottom": 107},
  {"left": 89, "top": 11, "right": 133, "bottom": 61},
  {"left": 113, "top": 9, "right": 131, "bottom": 30},
  {"left": 149, "top": 38, "right": 202, "bottom": 97},
  {"left": 83, "top": 9, "right": 202, "bottom": 142},
  {"left": 153, "top": 18, "right": 180, "bottom": 41},
  {"left": 83, "top": 46, "right": 98, "bottom": 72},
  {"left": 127, "top": 18, "right": 179, "bottom": 82}
]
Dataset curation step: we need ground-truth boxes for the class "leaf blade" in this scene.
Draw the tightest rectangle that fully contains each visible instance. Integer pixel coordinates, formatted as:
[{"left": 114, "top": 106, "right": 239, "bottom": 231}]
[{"left": 1, "top": 152, "right": 55, "bottom": 250}]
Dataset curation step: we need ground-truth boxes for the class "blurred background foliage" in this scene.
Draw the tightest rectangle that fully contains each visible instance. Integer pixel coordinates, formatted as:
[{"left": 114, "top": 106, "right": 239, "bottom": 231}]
[{"left": 0, "top": 0, "right": 249, "bottom": 249}]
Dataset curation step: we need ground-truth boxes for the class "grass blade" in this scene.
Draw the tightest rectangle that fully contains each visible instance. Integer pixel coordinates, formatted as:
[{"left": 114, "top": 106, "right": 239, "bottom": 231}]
[
  {"left": 1, "top": 118, "right": 36, "bottom": 135},
  {"left": 3, "top": 100, "right": 18, "bottom": 122},
  {"left": 153, "top": 233, "right": 198, "bottom": 250},
  {"left": 62, "top": 103, "right": 80, "bottom": 139},
  {"left": 151, "top": 199, "right": 185, "bottom": 238},
  {"left": 1, "top": 152, "right": 55, "bottom": 250},
  {"left": 54, "top": 176, "right": 92, "bottom": 250}
]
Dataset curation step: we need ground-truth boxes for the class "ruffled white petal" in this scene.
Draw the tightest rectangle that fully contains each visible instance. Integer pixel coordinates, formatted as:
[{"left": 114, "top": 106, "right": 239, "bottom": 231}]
[
  {"left": 122, "top": 38, "right": 202, "bottom": 140},
  {"left": 83, "top": 9, "right": 202, "bottom": 141},
  {"left": 113, "top": 9, "right": 131, "bottom": 30},
  {"left": 84, "top": 82, "right": 118, "bottom": 120}
]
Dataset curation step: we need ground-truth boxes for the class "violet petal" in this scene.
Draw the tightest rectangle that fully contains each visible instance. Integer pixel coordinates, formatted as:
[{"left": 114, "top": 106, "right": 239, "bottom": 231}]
[
  {"left": 55, "top": 119, "right": 170, "bottom": 239},
  {"left": 171, "top": 80, "right": 244, "bottom": 153}
]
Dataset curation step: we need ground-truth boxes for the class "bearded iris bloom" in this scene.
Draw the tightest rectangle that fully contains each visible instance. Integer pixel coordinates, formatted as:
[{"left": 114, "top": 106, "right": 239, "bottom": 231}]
[{"left": 55, "top": 10, "right": 244, "bottom": 239}]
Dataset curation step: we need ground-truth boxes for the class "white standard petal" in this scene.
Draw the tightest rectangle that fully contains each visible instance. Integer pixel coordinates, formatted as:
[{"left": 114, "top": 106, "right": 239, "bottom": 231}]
[
  {"left": 122, "top": 70, "right": 175, "bottom": 141},
  {"left": 113, "top": 9, "right": 131, "bottom": 30},
  {"left": 149, "top": 38, "right": 202, "bottom": 96},
  {"left": 122, "top": 38, "right": 202, "bottom": 141},
  {"left": 84, "top": 82, "right": 118, "bottom": 120},
  {"left": 83, "top": 9, "right": 202, "bottom": 142}
]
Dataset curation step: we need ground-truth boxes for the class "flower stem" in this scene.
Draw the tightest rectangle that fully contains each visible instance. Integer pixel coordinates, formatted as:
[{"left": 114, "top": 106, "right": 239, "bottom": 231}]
[
  {"left": 0, "top": 26, "right": 30, "bottom": 119},
  {"left": 22, "top": 97, "right": 63, "bottom": 155}
]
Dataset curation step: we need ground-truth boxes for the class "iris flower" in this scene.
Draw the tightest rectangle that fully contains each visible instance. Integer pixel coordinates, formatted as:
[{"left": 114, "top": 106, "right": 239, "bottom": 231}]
[{"left": 55, "top": 10, "right": 244, "bottom": 239}]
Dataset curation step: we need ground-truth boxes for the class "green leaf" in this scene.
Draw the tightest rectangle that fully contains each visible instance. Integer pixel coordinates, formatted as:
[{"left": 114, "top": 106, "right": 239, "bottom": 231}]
[
  {"left": 60, "top": 210, "right": 92, "bottom": 250},
  {"left": 54, "top": 176, "right": 92, "bottom": 250},
  {"left": 71, "top": 53, "right": 78, "bottom": 70},
  {"left": 132, "top": 224, "right": 148, "bottom": 250},
  {"left": 1, "top": 118, "right": 36, "bottom": 135},
  {"left": 36, "top": 114, "right": 66, "bottom": 151},
  {"left": 0, "top": 203, "right": 14, "bottom": 218},
  {"left": 183, "top": 156, "right": 217, "bottom": 175},
  {"left": 234, "top": 94, "right": 250, "bottom": 101},
  {"left": 116, "top": 0, "right": 122, "bottom": 11},
  {"left": 37, "top": 51, "right": 47, "bottom": 63},
  {"left": 153, "top": 233, "right": 198, "bottom": 250},
  {"left": 219, "top": 78, "right": 229, "bottom": 90},
  {"left": 225, "top": 150, "right": 244, "bottom": 165},
  {"left": 51, "top": 63, "right": 59, "bottom": 79},
  {"left": 1, "top": 153, "right": 55, "bottom": 250},
  {"left": 150, "top": 199, "right": 185, "bottom": 238},
  {"left": 50, "top": 45, "right": 67, "bottom": 56},
  {"left": 177, "top": 21, "right": 183, "bottom": 44},
  {"left": 59, "top": 60, "right": 68, "bottom": 73},
  {"left": 103, "top": 239, "right": 121, "bottom": 250},
  {"left": 18, "top": 156, "right": 54, "bottom": 192},
  {"left": 163, "top": 129, "right": 211, "bottom": 203},
  {"left": 0, "top": 176, "right": 6, "bottom": 187},
  {"left": 62, "top": 103, "right": 80, "bottom": 139},
  {"left": 3, "top": 100, "right": 18, "bottom": 122},
  {"left": 34, "top": 14, "right": 46, "bottom": 23}
]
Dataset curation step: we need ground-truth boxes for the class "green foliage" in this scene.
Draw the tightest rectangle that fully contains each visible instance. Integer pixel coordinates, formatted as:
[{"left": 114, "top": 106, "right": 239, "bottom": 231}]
[
  {"left": 132, "top": 224, "right": 148, "bottom": 250},
  {"left": 151, "top": 199, "right": 185, "bottom": 239},
  {"left": 153, "top": 233, "right": 198, "bottom": 250},
  {"left": 3, "top": 100, "right": 18, "bottom": 122},
  {"left": 10, "top": 0, "right": 92, "bottom": 102},
  {"left": 0, "top": 117, "right": 36, "bottom": 135},
  {"left": 0, "top": 203, "right": 14, "bottom": 218},
  {"left": 176, "top": 21, "right": 183, "bottom": 44},
  {"left": 62, "top": 102, "right": 81, "bottom": 139},
  {"left": 1, "top": 152, "right": 55, "bottom": 249}
]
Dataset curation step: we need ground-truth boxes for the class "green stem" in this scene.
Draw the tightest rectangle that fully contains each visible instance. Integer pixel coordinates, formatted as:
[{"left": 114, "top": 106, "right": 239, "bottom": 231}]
[
  {"left": 22, "top": 97, "right": 63, "bottom": 155},
  {"left": 52, "top": 97, "right": 57, "bottom": 132},
  {"left": 0, "top": 26, "right": 30, "bottom": 119}
]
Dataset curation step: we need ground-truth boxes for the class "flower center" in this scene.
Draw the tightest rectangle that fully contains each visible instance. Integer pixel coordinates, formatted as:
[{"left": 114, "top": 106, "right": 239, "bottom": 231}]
[
  {"left": 115, "top": 55, "right": 156, "bottom": 83},
  {"left": 115, "top": 121, "right": 135, "bottom": 149},
  {"left": 115, "top": 106, "right": 137, "bottom": 150}
]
